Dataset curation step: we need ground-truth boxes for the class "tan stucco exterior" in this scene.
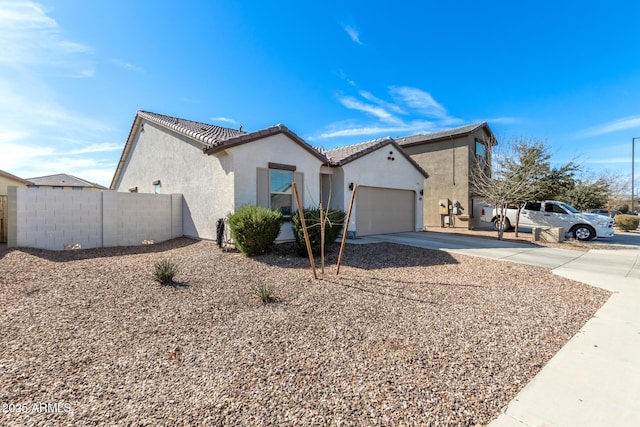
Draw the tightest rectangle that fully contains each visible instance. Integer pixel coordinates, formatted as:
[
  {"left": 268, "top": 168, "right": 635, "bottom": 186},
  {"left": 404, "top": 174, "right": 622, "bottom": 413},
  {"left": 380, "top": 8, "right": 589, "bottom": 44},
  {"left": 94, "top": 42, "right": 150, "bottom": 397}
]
[
  {"left": 0, "top": 170, "right": 29, "bottom": 195},
  {"left": 400, "top": 125, "right": 494, "bottom": 230}
]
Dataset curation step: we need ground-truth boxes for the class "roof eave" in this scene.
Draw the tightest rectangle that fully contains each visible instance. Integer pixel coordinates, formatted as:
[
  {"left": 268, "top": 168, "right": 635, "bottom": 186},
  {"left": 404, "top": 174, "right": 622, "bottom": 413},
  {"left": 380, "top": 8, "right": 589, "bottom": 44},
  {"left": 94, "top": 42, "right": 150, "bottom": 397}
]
[
  {"left": 399, "top": 122, "right": 494, "bottom": 148},
  {"left": 204, "top": 125, "right": 328, "bottom": 163}
]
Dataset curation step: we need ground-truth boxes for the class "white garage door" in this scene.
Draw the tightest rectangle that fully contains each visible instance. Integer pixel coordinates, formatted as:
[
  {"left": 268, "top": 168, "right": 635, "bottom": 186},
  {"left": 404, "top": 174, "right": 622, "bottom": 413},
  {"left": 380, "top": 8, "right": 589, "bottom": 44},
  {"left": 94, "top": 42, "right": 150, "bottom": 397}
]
[{"left": 355, "top": 186, "right": 415, "bottom": 236}]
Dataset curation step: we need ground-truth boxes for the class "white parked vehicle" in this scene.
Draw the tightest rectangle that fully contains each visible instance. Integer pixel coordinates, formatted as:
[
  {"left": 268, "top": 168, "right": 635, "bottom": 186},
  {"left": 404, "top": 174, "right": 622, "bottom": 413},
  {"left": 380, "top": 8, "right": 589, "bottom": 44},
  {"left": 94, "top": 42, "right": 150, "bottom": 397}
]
[{"left": 480, "top": 200, "right": 614, "bottom": 241}]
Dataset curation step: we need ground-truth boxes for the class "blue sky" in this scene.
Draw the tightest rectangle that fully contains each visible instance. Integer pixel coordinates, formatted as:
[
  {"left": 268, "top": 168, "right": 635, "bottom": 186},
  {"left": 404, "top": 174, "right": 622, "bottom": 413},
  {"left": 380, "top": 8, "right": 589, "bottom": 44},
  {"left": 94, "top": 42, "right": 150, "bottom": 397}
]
[{"left": 1, "top": 1, "right": 640, "bottom": 187}]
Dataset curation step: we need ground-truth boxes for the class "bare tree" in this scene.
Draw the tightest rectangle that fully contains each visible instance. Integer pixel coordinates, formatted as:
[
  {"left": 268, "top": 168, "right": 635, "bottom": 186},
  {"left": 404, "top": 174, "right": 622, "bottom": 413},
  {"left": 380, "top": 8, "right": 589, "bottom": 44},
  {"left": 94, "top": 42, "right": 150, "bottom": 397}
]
[{"left": 471, "top": 137, "right": 542, "bottom": 239}]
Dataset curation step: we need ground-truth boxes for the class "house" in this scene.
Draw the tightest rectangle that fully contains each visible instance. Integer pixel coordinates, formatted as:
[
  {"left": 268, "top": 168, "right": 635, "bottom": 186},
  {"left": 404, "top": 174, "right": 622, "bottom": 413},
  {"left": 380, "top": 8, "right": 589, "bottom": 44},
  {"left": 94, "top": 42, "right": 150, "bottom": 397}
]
[
  {"left": 396, "top": 122, "right": 496, "bottom": 230},
  {"left": 26, "top": 173, "right": 107, "bottom": 191},
  {"left": 1, "top": 169, "right": 32, "bottom": 243},
  {"left": 110, "top": 111, "right": 427, "bottom": 241},
  {"left": 1, "top": 169, "right": 32, "bottom": 196}
]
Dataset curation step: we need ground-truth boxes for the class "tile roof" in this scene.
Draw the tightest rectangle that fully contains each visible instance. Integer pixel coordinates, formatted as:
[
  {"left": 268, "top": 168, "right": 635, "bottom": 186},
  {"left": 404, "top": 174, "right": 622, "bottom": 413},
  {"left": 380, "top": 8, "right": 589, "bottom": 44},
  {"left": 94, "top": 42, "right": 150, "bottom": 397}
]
[
  {"left": 322, "top": 137, "right": 395, "bottom": 164},
  {"left": 138, "top": 111, "right": 246, "bottom": 146},
  {"left": 27, "top": 173, "right": 107, "bottom": 189},
  {"left": 396, "top": 121, "right": 492, "bottom": 146},
  {"left": 112, "top": 111, "right": 441, "bottom": 189},
  {"left": 203, "top": 123, "right": 328, "bottom": 162},
  {"left": 322, "top": 137, "right": 429, "bottom": 178}
]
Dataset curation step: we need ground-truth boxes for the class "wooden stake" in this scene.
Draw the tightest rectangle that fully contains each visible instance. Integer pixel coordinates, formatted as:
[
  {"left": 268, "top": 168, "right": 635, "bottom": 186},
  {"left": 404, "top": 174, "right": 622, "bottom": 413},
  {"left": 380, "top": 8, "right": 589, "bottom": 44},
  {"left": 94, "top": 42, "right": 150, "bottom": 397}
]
[
  {"left": 336, "top": 184, "right": 357, "bottom": 275},
  {"left": 292, "top": 182, "right": 317, "bottom": 280},
  {"left": 320, "top": 202, "right": 325, "bottom": 276}
]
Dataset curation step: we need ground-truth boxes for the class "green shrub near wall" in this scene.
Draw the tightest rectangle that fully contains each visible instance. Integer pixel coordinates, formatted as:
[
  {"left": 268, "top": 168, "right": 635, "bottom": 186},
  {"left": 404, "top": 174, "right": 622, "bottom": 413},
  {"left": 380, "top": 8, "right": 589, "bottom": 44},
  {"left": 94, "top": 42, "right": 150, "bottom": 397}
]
[
  {"left": 291, "top": 208, "right": 346, "bottom": 256},
  {"left": 614, "top": 214, "right": 640, "bottom": 231},
  {"left": 227, "top": 205, "right": 282, "bottom": 256}
]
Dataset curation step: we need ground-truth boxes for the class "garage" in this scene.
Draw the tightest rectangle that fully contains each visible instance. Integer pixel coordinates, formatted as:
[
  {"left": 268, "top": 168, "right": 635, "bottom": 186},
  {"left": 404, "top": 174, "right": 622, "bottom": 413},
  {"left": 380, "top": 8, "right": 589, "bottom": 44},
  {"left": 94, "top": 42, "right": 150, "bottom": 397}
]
[{"left": 355, "top": 186, "right": 415, "bottom": 236}]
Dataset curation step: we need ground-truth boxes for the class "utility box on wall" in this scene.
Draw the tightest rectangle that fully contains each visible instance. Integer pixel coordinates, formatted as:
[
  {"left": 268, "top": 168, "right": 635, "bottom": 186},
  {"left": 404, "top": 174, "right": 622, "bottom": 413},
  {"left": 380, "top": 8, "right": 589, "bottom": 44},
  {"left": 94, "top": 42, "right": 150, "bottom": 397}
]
[{"left": 438, "top": 198, "right": 450, "bottom": 215}]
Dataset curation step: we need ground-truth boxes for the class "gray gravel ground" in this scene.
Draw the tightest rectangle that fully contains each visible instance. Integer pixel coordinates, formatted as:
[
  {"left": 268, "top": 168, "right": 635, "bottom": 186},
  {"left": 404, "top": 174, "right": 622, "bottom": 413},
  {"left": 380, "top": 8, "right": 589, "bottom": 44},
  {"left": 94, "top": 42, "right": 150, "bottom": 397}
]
[{"left": 0, "top": 238, "right": 610, "bottom": 426}]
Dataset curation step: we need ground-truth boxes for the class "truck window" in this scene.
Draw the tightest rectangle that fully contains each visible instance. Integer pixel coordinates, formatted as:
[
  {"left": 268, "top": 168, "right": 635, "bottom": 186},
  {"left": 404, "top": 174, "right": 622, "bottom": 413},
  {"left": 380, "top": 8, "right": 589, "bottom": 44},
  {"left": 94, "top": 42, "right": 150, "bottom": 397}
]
[
  {"left": 524, "top": 202, "right": 541, "bottom": 211},
  {"left": 545, "top": 203, "right": 567, "bottom": 214}
]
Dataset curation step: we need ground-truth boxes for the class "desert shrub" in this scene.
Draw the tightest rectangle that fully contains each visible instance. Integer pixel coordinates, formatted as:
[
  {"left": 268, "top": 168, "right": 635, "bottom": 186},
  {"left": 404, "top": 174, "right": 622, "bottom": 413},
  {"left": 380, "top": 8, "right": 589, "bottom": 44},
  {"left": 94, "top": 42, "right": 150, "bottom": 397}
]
[
  {"left": 614, "top": 214, "right": 639, "bottom": 231},
  {"left": 153, "top": 259, "right": 179, "bottom": 285},
  {"left": 253, "top": 284, "right": 276, "bottom": 304},
  {"left": 291, "top": 208, "right": 346, "bottom": 256},
  {"left": 227, "top": 205, "right": 282, "bottom": 256}
]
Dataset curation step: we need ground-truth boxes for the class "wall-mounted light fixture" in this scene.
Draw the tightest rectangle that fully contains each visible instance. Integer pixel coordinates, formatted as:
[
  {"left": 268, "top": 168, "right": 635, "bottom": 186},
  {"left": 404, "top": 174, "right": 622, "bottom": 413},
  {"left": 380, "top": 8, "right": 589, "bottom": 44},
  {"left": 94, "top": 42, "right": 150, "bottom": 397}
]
[
  {"left": 348, "top": 182, "right": 354, "bottom": 191},
  {"left": 152, "top": 180, "right": 161, "bottom": 185},
  {"left": 140, "top": 123, "right": 145, "bottom": 132},
  {"left": 129, "top": 186, "right": 138, "bottom": 193},
  {"left": 420, "top": 189, "right": 423, "bottom": 196}
]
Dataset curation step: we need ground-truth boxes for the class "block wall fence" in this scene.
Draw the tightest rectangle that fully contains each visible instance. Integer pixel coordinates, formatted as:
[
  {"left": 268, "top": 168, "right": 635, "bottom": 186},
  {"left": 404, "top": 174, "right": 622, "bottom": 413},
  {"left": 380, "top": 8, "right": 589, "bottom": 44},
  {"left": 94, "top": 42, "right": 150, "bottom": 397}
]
[{"left": 7, "top": 187, "right": 183, "bottom": 251}]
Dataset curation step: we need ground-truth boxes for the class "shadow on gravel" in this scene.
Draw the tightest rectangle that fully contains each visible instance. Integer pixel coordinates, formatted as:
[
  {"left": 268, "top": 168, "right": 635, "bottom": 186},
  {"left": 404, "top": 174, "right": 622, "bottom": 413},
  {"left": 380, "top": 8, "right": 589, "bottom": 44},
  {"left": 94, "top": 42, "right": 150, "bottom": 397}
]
[
  {"left": 0, "top": 237, "right": 199, "bottom": 262},
  {"left": 253, "top": 242, "right": 460, "bottom": 270}
]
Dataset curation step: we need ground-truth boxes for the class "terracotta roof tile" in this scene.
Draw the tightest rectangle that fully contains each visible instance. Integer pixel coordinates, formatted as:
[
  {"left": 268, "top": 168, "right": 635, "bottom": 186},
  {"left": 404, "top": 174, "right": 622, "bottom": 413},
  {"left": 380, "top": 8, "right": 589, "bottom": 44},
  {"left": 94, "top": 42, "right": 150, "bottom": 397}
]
[
  {"left": 138, "top": 111, "right": 246, "bottom": 146},
  {"left": 323, "top": 137, "right": 395, "bottom": 165}
]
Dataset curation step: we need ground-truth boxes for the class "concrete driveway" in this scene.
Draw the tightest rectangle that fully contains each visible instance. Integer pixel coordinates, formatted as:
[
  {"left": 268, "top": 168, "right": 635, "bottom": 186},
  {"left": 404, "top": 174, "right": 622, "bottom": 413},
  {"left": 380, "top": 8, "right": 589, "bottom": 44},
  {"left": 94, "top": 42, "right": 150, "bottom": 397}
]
[{"left": 351, "top": 231, "right": 640, "bottom": 426}]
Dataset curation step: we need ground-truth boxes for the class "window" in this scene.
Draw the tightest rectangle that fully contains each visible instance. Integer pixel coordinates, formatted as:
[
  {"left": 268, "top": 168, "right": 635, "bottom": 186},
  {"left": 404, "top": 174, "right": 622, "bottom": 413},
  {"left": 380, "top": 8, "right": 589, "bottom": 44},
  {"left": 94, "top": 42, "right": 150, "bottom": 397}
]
[
  {"left": 475, "top": 139, "right": 488, "bottom": 170},
  {"left": 545, "top": 203, "right": 567, "bottom": 214},
  {"left": 256, "top": 165, "right": 302, "bottom": 218},
  {"left": 524, "top": 202, "right": 542, "bottom": 211},
  {"left": 270, "top": 170, "right": 293, "bottom": 217}
]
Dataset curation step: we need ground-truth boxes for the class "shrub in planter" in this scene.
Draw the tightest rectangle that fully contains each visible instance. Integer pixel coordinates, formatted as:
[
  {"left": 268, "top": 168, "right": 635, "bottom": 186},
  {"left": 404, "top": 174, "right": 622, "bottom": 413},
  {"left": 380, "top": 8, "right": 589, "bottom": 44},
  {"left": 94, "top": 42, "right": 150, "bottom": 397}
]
[
  {"left": 227, "top": 205, "right": 282, "bottom": 256},
  {"left": 614, "top": 214, "right": 640, "bottom": 231},
  {"left": 291, "top": 208, "right": 346, "bottom": 256}
]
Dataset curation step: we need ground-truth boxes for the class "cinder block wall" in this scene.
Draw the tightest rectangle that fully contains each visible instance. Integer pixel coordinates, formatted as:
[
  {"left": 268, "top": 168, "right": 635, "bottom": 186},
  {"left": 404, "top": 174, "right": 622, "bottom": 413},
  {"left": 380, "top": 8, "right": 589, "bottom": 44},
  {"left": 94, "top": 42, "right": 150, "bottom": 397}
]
[{"left": 8, "top": 188, "right": 183, "bottom": 251}]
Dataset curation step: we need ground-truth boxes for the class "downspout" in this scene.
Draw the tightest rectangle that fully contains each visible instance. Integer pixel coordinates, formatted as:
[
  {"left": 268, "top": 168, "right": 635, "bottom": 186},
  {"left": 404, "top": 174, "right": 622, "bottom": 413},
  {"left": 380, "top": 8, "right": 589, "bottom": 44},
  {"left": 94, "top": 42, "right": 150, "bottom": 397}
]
[{"left": 450, "top": 135, "right": 455, "bottom": 186}]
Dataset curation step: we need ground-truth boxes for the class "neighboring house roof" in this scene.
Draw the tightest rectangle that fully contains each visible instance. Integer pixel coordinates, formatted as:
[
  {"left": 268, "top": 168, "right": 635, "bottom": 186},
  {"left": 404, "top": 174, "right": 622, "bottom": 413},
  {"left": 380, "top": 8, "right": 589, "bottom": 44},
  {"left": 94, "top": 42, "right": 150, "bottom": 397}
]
[
  {"left": 396, "top": 121, "right": 495, "bottom": 147},
  {"left": 0, "top": 169, "right": 32, "bottom": 185},
  {"left": 322, "top": 137, "right": 429, "bottom": 178},
  {"left": 27, "top": 173, "right": 107, "bottom": 189}
]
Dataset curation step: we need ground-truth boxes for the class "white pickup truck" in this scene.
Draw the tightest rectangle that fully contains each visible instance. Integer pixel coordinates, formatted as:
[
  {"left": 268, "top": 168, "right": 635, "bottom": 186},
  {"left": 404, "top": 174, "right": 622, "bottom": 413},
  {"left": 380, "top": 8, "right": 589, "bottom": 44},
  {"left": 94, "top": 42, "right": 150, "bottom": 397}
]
[{"left": 480, "top": 200, "right": 614, "bottom": 240}]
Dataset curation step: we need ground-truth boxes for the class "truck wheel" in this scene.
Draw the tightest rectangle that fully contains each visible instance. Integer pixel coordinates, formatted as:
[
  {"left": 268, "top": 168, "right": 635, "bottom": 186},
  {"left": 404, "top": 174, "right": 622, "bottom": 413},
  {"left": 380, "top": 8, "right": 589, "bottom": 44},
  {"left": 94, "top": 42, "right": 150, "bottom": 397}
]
[
  {"left": 494, "top": 217, "right": 511, "bottom": 231},
  {"left": 573, "top": 225, "right": 596, "bottom": 241}
]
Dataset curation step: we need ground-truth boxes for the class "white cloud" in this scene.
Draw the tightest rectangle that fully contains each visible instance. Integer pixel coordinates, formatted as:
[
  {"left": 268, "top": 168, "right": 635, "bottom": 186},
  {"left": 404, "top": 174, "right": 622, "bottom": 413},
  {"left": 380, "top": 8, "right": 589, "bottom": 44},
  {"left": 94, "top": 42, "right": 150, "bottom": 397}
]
[
  {"left": 111, "top": 59, "right": 144, "bottom": 73},
  {"left": 319, "top": 85, "right": 463, "bottom": 141},
  {"left": 0, "top": 1, "right": 93, "bottom": 73},
  {"left": 63, "top": 143, "right": 123, "bottom": 155},
  {"left": 0, "top": 4, "right": 117, "bottom": 187},
  {"left": 579, "top": 116, "right": 640, "bottom": 137},
  {"left": 343, "top": 24, "right": 363, "bottom": 45},
  {"left": 389, "top": 86, "right": 448, "bottom": 119},
  {"left": 211, "top": 116, "right": 239, "bottom": 125},
  {"left": 339, "top": 96, "right": 402, "bottom": 125}
]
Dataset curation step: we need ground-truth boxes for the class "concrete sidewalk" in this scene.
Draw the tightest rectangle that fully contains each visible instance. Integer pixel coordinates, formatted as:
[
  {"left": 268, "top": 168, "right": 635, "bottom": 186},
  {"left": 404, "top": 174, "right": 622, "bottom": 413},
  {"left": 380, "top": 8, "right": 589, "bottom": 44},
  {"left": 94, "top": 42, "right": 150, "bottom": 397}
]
[{"left": 351, "top": 232, "right": 640, "bottom": 426}]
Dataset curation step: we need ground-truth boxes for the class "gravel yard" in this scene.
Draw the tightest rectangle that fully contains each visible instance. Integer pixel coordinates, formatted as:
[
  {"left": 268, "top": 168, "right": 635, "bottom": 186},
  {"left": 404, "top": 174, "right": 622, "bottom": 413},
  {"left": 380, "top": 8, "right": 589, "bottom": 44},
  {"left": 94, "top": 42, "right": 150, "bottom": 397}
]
[{"left": 0, "top": 238, "right": 610, "bottom": 426}]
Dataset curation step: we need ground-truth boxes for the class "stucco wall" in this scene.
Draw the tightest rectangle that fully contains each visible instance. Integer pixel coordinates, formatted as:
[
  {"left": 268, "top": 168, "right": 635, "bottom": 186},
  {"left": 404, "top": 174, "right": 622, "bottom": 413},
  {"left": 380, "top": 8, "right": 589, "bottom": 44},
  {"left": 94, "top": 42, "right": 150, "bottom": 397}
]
[
  {"left": 114, "top": 120, "right": 231, "bottom": 240},
  {"left": 403, "top": 128, "right": 492, "bottom": 229},
  {"left": 229, "top": 133, "right": 325, "bottom": 241},
  {"left": 339, "top": 145, "right": 425, "bottom": 234},
  {"left": 7, "top": 187, "right": 182, "bottom": 250},
  {"left": 0, "top": 175, "right": 27, "bottom": 196}
]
